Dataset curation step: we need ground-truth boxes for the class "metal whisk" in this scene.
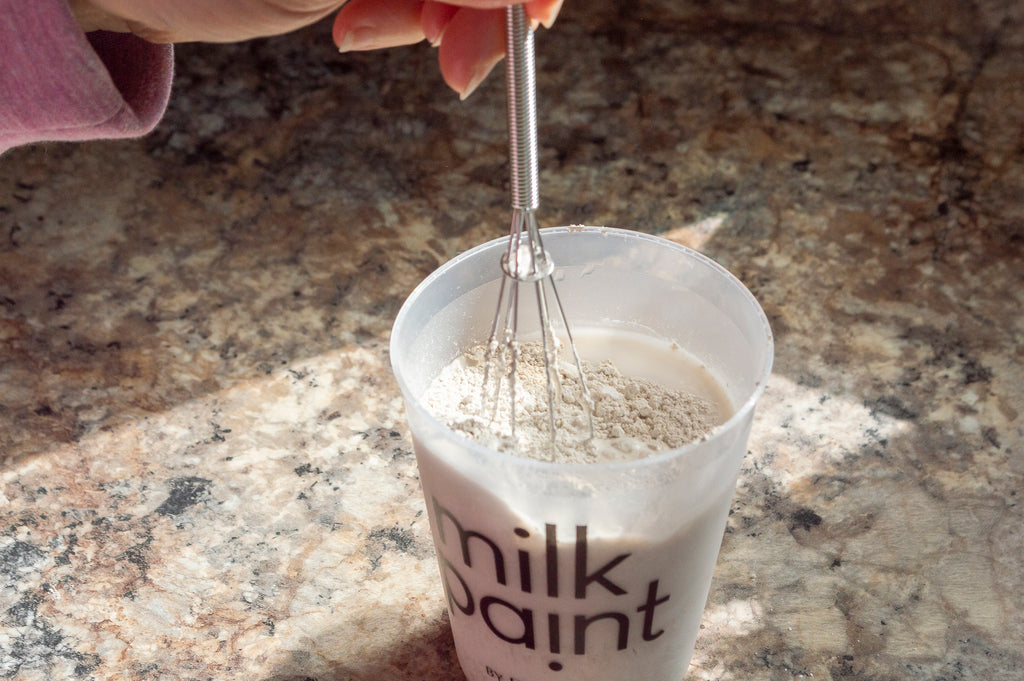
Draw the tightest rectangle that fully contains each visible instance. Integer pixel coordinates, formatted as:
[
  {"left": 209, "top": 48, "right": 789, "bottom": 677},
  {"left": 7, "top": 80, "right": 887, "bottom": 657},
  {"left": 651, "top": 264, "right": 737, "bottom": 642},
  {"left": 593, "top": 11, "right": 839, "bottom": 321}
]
[{"left": 481, "top": 5, "right": 591, "bottom": 454}]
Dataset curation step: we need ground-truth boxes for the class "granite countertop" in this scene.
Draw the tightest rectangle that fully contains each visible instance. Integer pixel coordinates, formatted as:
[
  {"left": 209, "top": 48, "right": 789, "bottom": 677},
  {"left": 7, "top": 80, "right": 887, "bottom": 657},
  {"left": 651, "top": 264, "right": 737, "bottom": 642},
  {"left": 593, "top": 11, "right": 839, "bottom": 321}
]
[{"left": 2, "top": 1, "right": 1022, "bottom": 679}]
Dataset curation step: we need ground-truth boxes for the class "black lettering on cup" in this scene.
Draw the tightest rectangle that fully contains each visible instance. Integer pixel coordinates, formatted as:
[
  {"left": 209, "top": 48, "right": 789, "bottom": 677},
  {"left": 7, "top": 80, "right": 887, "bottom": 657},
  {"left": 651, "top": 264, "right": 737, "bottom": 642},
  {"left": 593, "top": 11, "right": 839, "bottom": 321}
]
[
  {"left": 440, "top": 555, "right": 475, "bottom": 615},
  {"left": 433, "top": 497, "right": 507, "bottom": 585},
  {"left": 573, "top": 612, "right": 630, "bottom": 653},
  {"left": 574, "top": 525, "right": 631, "bottom": 598},
  {"left": 429, "top": 496, "right": 676, "bottom": 673},
  {"left": 637, "top": 579, "right": 671, "bottom": 641},
  {"left": 481, "top": 596, "right": 536, "bottom": 649}
]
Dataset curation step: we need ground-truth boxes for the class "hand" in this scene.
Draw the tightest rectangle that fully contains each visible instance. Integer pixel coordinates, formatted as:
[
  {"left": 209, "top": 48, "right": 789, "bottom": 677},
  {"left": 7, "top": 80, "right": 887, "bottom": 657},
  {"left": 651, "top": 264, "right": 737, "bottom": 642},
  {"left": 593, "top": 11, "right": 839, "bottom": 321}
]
[
  {"left": 67, "top": 0, "right": 564, "bottom": 99},
  {"left": 333, "top": 0, "right": 564, "bottom": 98},
  {"left": 67, "top": 0, "right": 347, "bottom": 43}
]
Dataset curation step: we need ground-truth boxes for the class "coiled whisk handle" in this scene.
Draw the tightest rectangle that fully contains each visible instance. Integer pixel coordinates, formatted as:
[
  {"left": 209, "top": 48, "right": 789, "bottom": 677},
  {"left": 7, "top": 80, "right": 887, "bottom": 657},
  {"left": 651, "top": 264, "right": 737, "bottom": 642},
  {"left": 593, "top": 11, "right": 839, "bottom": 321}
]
[{"left": 505, "top": 5, "right": 540, "bottom": 213}]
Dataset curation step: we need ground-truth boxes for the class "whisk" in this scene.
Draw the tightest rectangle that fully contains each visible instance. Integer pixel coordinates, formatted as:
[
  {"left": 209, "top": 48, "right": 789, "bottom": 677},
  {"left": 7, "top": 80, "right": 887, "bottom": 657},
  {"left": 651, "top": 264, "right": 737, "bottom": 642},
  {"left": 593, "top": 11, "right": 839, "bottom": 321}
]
[{"left": 481, "top": 5, "right": 592, "bottom": 453}]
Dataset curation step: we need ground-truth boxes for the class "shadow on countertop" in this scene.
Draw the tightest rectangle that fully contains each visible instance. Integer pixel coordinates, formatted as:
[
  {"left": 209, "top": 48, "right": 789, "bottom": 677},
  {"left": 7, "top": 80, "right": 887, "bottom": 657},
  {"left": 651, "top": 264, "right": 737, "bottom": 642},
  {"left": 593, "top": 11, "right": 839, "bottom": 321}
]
[{"left": 264, "top": 615, "right": 465, "bottom": 681}]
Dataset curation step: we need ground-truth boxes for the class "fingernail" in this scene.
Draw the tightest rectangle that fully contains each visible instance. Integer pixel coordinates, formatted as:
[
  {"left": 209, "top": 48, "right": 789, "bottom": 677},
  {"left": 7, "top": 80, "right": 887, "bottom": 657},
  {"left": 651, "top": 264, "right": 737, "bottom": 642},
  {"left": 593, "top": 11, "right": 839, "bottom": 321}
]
[
  {"left": 459, "top": 64, "right": 489, "bottom": 101},
  {"left": 535, "top": 0, "right": 564, "bottom": 29},
  {"left": 422, "top": 12, "right": 446, "bottom": 46},
  {"left": 422, "top": 2, "right": 458, "bottom": 47},
  {"left": 337, "top": 26, "right": 377, "bottom": 53}
]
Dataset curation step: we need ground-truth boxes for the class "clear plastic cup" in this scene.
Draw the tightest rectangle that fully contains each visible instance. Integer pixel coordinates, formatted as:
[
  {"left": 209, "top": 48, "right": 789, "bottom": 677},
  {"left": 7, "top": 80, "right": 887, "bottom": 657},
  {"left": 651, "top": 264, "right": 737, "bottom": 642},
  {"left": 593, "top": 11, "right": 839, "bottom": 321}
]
[{"left": 390, "top": 227, "right": 773, "bottom": 681}]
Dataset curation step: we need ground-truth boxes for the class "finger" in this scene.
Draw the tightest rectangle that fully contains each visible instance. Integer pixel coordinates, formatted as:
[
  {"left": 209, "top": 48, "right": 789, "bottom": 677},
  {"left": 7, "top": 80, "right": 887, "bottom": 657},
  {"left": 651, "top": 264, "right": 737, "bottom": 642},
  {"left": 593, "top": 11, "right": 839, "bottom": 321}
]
[
  {"left": 424, "top": 0, "right": 560, "bottom": 42},
  {"left": 421, "top": 1, "right": 459, "bottom": 46},
  {"left": 524, "top": 0, "right": 563, "bottom": 28},
  {"left": 425, "top": 0, "right": 562, "bottom": 24},
  {"left": 437, "top": 7, "right": 505, "bottom": 100},
  {"left": 334, "top": 0, "right": 426, "bottom": 52}
]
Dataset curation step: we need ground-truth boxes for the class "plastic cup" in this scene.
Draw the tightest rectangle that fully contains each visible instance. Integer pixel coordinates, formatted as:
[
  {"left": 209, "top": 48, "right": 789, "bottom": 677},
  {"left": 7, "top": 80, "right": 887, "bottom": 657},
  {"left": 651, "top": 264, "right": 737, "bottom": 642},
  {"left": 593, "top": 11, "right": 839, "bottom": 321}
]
[{"left": 390, "top": 227, "right": 773, "bottom": 681}]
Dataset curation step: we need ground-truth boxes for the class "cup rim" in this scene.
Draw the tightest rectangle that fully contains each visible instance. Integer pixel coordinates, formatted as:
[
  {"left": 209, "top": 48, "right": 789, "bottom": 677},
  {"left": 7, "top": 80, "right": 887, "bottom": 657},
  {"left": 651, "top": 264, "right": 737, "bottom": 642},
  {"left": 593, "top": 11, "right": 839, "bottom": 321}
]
[{"left": 390, "top": 225, "right": 774, "bottom": 473}]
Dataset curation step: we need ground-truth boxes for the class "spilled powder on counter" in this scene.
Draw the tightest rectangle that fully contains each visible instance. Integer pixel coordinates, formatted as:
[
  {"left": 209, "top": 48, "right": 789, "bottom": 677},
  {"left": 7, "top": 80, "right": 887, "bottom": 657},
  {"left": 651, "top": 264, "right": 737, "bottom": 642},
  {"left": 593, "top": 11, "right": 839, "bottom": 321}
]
[{"left": 423, "top": 341, "right": 719, "bottom": 463}]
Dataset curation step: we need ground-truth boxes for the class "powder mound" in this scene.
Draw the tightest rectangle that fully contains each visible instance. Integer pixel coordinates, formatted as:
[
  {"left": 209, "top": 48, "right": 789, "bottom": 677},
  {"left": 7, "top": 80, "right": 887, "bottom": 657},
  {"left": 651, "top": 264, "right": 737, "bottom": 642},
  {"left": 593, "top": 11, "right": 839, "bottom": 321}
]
[{"left": 423, "top": 342, "right": 718, "bottom": 464}]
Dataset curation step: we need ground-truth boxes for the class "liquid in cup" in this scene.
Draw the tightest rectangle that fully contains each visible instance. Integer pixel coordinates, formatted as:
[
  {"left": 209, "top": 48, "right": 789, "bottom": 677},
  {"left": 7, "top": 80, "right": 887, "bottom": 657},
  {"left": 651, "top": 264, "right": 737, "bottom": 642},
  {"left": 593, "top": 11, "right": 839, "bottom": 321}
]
[{"left": 390, "top": 227, "right": 773, "bottom": 681}]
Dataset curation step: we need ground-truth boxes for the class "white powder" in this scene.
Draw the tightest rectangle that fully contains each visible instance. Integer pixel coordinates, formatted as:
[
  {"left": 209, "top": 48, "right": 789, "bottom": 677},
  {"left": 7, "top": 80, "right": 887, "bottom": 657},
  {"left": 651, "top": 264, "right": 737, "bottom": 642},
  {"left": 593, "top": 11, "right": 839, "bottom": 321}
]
[{"left": 423, "top": 330, "right": 726, "bottom": 463}]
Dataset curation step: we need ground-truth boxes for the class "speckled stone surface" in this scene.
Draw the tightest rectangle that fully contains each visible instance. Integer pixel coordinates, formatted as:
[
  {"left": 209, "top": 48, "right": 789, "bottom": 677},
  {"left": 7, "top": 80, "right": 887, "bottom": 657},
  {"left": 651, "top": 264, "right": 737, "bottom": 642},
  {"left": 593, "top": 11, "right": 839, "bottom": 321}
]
[{"left": 2, "top": 1, "right": 1022, "bottom": 679}]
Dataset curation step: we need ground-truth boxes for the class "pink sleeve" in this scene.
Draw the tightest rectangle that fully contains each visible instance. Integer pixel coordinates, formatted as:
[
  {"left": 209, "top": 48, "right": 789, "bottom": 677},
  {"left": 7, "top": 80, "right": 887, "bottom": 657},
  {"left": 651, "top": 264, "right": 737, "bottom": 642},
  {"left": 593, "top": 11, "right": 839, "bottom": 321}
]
[{"left": 0, "top": 0, "right": 173, "bottom": 153}]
